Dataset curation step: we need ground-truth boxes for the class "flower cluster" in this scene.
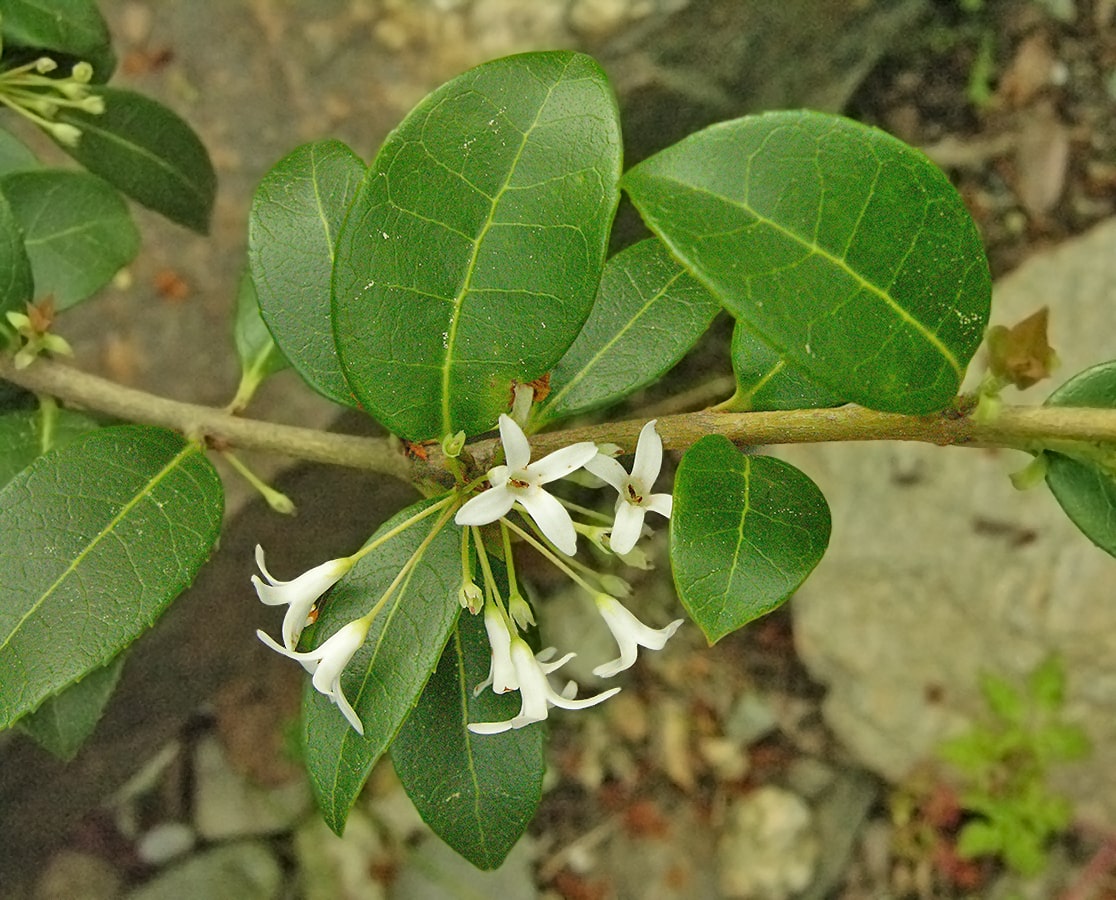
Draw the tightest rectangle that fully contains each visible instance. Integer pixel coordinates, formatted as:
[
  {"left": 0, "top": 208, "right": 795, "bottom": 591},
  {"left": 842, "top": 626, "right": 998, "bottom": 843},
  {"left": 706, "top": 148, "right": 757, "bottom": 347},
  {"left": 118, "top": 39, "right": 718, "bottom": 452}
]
[
  {"left": 0, "top": 55, "right": 104, "bottom": 147},
  {"left": 457, "top": 415, "right": 681, "bottom": 735},
  {"left": 252, "top": 414, "right": 681, "bottom": 738}
]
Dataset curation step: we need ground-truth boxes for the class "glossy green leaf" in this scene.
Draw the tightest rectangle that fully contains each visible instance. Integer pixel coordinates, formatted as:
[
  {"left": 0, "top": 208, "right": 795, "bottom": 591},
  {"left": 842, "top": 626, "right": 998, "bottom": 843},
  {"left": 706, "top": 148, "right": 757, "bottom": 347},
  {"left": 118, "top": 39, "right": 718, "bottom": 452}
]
[
  {"left": 536, "top": 237, "right": 719, "bottom": 426},
  {"left": 670, "top": 435, "right": 830, "bottom": 643},
  {"left": 393, "top": 605, "right": 544, "bottom": 870},
  {"left": 0, "top": 189, "right": 33, "bottom": 315},
  {"left": 302, "top": 498, "right": 462, "bottom": 834},
  {"left": 57, "top": 88, "right": 216, "bottom": 233},
  {"left": 1043, "top": 360, "right": 1116, "bottom": 557},
  {"left": 0, "top": 129, "right": 39, "bottom": 175},
  {"left": 17, "top": 653, "right": 125, "bottom": 759},
  {"left": 0, "top": 425, "right": 223, "bottom": 729},
  {"left": 333, "top": 50, "right": 622, "bottom": 440},
  {"left": 725, "top": 321, "right": 844, "bottom": 412},
  {"left": 623, "top": 110, "right": 991, "bottom": 415},
  {"left": 0, "top": 0, "right": 115, "bottom": 81},
  {"left": 0, "top": 406, "right": 98, "bottom": 487},
  {"left": 231, "top": 269, "right": 288, "bottom": 407},
  {"left": 249, "top": 140, "right": 363, "bottom": 406},
  {"left": 0, "top": 169, "right": 139, "bottom": 309}
]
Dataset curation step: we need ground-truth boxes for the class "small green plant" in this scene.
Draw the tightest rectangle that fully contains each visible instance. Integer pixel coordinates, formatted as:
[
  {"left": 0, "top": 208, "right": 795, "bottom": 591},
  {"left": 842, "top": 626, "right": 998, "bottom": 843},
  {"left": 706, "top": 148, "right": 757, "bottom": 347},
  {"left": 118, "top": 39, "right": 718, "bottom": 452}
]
[{"left": 939, "top": 655, "right": 1092, "bottom": 877}]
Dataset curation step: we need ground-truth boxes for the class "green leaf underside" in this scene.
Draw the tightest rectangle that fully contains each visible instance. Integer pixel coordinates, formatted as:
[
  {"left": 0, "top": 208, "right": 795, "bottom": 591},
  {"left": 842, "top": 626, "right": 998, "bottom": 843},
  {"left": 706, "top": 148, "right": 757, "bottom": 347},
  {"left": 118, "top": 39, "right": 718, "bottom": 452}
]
[
  {"left": 0, "top": 129, "right": 40, "bottom": 175},
  {"left": 622, "top": 110, "right": 991, "bottom": 415},
  {"left": 57, "top": 88, "right": 216, "bottom": 233},
  {"left": 670, "top": 435, "right": 830, "bottom": 643},
  {"left": 333, "top": 50, "right": 622, "bottom": 440},
  {"left": 233, "top": 269, "right": 288, "bottom": 389},
  {"left": 302, "top": 498, "right": 462, "bottom": 834},
  {"left": 0, "top": 190, "right": 33, "bottom": 316},
  {"left": 538, "top": 237, "right": 719, "bottom": 425},
  {"left": 249, "top": 140, "right": 363, "bottom": 406},
  {"left": 0, "top": 169, "right": 139, "bottom": 309},
  {"left": 0, "top": 407, "right": 99, "bottom": 488},
  {"left": 0, "top": 0, "right": 116, "bottom": 81},
  {"left": 393, "top": 604, "right": 545, "bottom": 870},
  {"left": 728, "top": 320, "right": 844, "bottom": 412},
  {"left": 0, "top": 425, "right": 223, "bottom": 729},
  {"left": 1044, "top": 360, "right": 1116, "bottom": 557},
  {"left": 18, "top": 653, "right": 125, "bottom": 760}
]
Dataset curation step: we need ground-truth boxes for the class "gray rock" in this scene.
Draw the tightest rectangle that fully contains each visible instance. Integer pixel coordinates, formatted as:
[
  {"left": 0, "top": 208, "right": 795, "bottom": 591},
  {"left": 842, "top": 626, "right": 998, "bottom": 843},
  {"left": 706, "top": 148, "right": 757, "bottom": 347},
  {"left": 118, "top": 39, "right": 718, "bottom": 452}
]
[
  {"left": 125, "top": 842, "right": 281, "bottom": 900},
  {"left": 790, "top": 218, "right": 1116, "bottom": 823},
  {"left": 716, "top": 785, "right": 819, "bottom": 900},
  {"left": 193, "top": 734, "right": 311, "bottom": 840}
]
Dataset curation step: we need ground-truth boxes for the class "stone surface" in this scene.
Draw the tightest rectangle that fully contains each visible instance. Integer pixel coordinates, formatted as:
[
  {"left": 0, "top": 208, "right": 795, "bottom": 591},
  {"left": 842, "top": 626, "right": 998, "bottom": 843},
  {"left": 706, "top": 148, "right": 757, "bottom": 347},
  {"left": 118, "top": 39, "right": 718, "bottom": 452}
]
[
  {"left": 293, "top": 809, "right": 389, "bottom": 900},
  {"left": 193, "top": 734, "right": 311, "bottom": 840},
  {"left": 124, "top": 842, "right": 282, "bottom": 900},
  {"left": 790, "top": 217, "right": 1116, "bottom": 822},
  {"left": 716, "top": 785, "right": 819, "bottom": 900},
  {"left": 33, "top": 850, "right": 122, "bottom": 900}
]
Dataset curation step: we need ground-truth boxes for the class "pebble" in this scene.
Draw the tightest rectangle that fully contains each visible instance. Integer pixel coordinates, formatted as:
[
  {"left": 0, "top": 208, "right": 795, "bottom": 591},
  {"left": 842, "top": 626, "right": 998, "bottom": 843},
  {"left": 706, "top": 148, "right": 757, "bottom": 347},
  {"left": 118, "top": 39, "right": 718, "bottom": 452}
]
[{"left": 717, "top": 786, "right": 819, "bottom": 900}]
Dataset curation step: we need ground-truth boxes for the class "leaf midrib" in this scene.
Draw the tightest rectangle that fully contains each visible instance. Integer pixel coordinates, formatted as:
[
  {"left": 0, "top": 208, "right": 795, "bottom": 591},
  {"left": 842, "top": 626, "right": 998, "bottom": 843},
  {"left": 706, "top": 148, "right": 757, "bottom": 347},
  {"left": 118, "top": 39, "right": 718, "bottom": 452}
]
[
  {"left": 439, "top": 60, "right": 573, "bottom": 436},
  {"left": 648, "top": 173, "right": 963, "bottom": 378},
  {"left": 0, "top": 440, "right": 195, "bottom": 655}
]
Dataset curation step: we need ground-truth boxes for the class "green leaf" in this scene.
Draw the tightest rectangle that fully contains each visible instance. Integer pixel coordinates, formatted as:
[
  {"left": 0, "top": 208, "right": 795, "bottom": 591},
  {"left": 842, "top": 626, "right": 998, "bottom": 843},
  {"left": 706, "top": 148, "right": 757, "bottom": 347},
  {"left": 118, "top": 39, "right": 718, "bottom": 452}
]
[
  {"left": 231, "top": 269, "right": 288, "bottom": 407},
  {"left": 0, "top": 0, "right": 115, "bottom": 81},
  {"left": 1027, "top": 654, "right": 1065, "bottom": 711},
  {"left": 622, "top": 110, "right": 992, "bottom": 415},
  {"left": 0, "top": 189, "right": 33, "bottom": 316},
  {"left": 393, "top": 605, "right": 545, "bottom": 870},
  {"left": 536, "top": 237, "right": 719, "bottom": 426},
  {"left": 725, "top": 321, "right": 845, "bottom": 412},
  {"left": 57, "top": 87, "right": 216, "bottom": 233},
  {"left": 0, "top": 406, "right": 98, "bottom": 487},
  {"left": 248, "top": 139, "right": 363, "bottom": 406},
  {"left": 1043, "top": 360, "right": 1116, "bottom": 557},
  {"left": 17, "top": 653, "right": 125, "bottom": 759},
  {"left": 333, "top": 50, "right": 622, "bottom": 440},
  {"left": 670, "top": 435, "right": 830, "bottom": 643},
  {"left": 955, "top": 819, "right": 1004, "bottom": 859},
  {"left": 0, "top": 169, "right": 139, "bottom": 309},
  {"left": 979, "top": 671, "right": 1025, "bottom": 724},
  {"left": 1033, "top": 722, "right": 1091, "bottom": 763},
  {"left": 302, "top": 498, "right": 462, "bottom": 834},
  {"left": 0, "top": 129, "right": 39, "bottom": 175},
  {"left": 0, "top": 425, "right": 223, "bottom": 729}
]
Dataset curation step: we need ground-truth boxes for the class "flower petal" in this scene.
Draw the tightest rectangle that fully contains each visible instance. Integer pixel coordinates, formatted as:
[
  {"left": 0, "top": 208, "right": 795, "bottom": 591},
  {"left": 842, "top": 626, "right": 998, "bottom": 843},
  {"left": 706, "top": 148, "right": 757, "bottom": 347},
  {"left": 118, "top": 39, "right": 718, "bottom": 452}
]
[
  {"left": 592, "top": 595, "right": 684, "bottom": 678},
  {"left": 528, "top": 441, "right": 598, "bottom": 485},
  {"left": 548, "top": 683, "right": 621, "bottom": 710},
  {"left": 254, "top": 545, "right": 282, "bottom": 585},
  {"left": 498, "top": 413, "right": 532, "bottom": 470},
  {"left": 583, "top": 453, "right": 627, "bottom": 493},
  {"left": 518, "top": 487, "right": 579, "bottom": 556},
  {"left": 645, "top": 492, "right": 673, "bottom": 519},
  {"left": 608, "top": 500, "right": 647, "bottom": 556},
  {"left": 455, "top": 485, "right": 516, "bottom": 526},
  {"left": 630, "top": 420, "right": 663, "bottom": 487}
]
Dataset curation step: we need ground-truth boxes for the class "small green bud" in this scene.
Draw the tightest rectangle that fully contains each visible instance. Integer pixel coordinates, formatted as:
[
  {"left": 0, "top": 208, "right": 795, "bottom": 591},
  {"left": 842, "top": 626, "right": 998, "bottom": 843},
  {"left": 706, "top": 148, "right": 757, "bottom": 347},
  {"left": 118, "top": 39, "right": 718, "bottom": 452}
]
[
  {"left": 508, "top": 592, "right": 535, "bottom": 630},
  {"left": 80, "top": 95, "right": 105, "bottom": 115},
  {"left": 443, "top": 430, "right": 466, "bottom": 458},
  {"left": 71, "top": 61, "right": 93, "bottom": 83},
  {"left": 34, "top": 57, "right": 58, "bottom": 74},
  {"left": 458, "top": 580, "right": 483, "bottom": 614},
  {"left": 49, "top": 122, "right": 82, "bottom": 147},
  {"left": 598, "top": 574, "right": 632, "bottom": 598}
]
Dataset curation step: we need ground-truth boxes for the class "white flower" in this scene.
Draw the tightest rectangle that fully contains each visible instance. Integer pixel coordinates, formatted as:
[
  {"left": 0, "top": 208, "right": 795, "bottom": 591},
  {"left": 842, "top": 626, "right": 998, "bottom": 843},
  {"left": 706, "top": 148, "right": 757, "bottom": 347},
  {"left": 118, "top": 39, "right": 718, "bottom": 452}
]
[
  {"left": 592, "top": 594, "right": 683, "bottom": 678},
  {"left": 455, "top": 414, "right": 597, "bottom": 556},
  {"left": 474, "top": 603, "right": 518, "bottom": 696},
  {"left": 252, "top": 545, "right": 354, "bottom": 651},
  {"left": 257, "top": 618, "right": 370, "bottom": 734},
  {"left": 585, "top": 420, "right": 673, "bottom": 555},
  {"left": 469, "top": 636, "right": 620, "bottom": 734}
]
